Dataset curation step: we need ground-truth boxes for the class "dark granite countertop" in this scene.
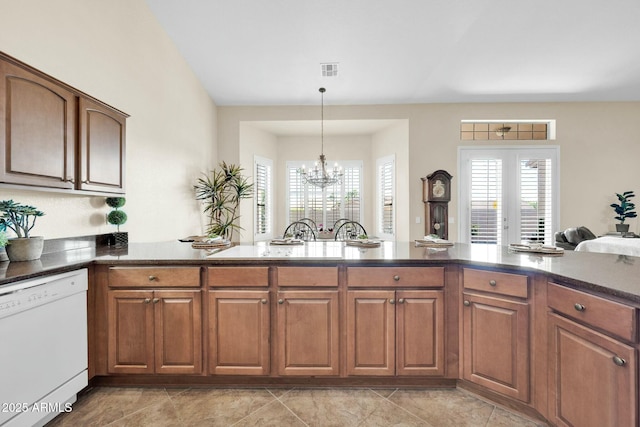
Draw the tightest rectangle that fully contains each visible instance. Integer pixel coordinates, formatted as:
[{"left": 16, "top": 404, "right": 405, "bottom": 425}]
[{"left": 1, "top": 241, "right": 639, "bottom": 304}]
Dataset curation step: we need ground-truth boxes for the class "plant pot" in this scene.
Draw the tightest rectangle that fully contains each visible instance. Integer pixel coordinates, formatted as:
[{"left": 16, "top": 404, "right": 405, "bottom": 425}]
[
  {"left": 5, "top": 236, "right": 44, "bottom": 262},
  {"left": 616, "top": 224, "right": 630, "bottom": 233}
]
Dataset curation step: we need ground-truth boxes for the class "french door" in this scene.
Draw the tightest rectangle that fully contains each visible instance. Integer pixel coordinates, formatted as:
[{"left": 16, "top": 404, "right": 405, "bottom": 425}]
[{"left": 458, "top": 147, "right": 559, "bottom": 245}]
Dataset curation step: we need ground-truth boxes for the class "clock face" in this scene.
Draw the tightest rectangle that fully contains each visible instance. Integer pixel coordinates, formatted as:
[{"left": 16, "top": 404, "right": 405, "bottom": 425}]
[{"left": 433, "top": 180, "right": 446, "bottom": 198}]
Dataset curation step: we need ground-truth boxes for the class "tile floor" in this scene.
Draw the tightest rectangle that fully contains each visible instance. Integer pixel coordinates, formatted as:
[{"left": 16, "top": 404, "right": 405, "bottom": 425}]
[{"left": 47, "top": 386, "right": 549, "bottom": 426}]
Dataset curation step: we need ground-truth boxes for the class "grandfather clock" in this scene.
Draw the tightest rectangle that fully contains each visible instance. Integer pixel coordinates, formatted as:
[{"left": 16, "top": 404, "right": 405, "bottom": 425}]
[{"left": 421, "top": 170, "right": 453, "bottom": 239}]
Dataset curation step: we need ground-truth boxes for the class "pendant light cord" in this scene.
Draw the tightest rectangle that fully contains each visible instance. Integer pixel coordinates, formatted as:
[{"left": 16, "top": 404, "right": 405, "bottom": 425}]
[{"left": 320, "top": 87, "right": 325, "bottom": 155}]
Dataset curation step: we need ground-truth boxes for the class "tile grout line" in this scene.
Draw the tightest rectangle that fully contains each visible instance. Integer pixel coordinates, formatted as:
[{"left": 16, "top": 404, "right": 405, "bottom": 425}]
[
  {"left": 272, "top": 387, "right": 311, "bottom": 427},
  {"left": 370, "top": 388, "right": 437, "bottom": 427}
]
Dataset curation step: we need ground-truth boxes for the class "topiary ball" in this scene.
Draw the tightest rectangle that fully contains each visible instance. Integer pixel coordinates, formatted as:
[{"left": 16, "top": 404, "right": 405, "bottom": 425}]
[
  {"left": 107, "top": 210, "right": 128, "bottom": 226},
  {"left": 106, "top": 197, "right": 126, "bottom": 209}
]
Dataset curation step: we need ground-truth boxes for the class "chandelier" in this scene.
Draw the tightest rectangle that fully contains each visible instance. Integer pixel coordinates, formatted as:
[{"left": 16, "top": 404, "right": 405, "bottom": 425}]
[{"left": 300, "top": 87, "right": 343, "bottom": 189}]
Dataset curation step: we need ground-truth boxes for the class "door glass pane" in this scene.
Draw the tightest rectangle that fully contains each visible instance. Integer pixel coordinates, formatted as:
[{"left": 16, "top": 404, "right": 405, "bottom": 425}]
[
  {"left": 520, "top": 158, "right": 552, "bottom": 244},
  {"left": 470, "top": 159, "right": 502, "bottom": 244}
]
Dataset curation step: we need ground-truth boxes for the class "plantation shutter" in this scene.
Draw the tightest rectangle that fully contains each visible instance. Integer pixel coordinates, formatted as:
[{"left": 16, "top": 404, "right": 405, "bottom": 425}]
[
  {"left": 519, "top": 158, "right": 552, "bottom": 243},
  {"left": 470, "top": 158, "right": 502, "bottom": 244},
  {"left": 254, "top": 157, "right": 272, "bottom": 238},
  {"left": 377, "top": 156, "right": 395, "bottom": 238}
]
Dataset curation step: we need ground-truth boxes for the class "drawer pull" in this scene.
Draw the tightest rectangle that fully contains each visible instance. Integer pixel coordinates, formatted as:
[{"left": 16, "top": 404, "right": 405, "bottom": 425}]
[
  {"left": 463, "top": 300, "right": 471, "bottom": 307},
  {"left": 261, "top": 299, "right": 268, "bottom": 304},
  {"left": 152, "top": 298, "right": 159, "bottom": 304},
  {"left": 613, "top": 356, "right": 626, "bottom": 367},
  {"left": 574, "top": 303, "right": 586, "bottom": 312},
  {"left": 393, "top": 275, "right": 400, "bottom": 281},
  {"left": 148, "top": 275, "right": 157, "bottom": 281},
  {"left": 489, "top": 280, "right": 497, "bottom": 286},
  {"left": 278, "top": 299, "right": 284, "bottom": 304},
  {"left": 389, "top": 299, "right": 396, "bottom": 304},
  {"left": 398, "top": 298, "right": 405, "bottom": 304},
  {"left": 144, "top": 298, "right": 151, "bottom": 304}
]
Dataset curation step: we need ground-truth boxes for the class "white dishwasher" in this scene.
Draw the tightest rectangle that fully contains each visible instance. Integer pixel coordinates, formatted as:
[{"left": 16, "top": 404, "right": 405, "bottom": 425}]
[{"left": 0, "top": 269, "right": 88, "bottom": 427}]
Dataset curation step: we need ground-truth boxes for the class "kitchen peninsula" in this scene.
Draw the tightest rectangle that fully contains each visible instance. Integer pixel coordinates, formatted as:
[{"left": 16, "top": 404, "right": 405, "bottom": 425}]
[{"left": 1, "top": 240, "right": 639, "bottom": 426}]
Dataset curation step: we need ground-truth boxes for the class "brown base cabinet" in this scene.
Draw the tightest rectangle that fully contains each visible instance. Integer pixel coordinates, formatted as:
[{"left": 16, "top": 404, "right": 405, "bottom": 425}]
[
  {"left": 89, "top": 263, "right": 640, "bottom": 427},
  {"left": 347, "top": 290, "right": 444, "bottom": 376},
  {"left": 208, "top": 290, "right": 270, "bottom": 375},
  {"left": 108, "top": 290, "right": 202, "bottom": 374},
  {"left": 462, "top": 292, "right": 530, "bottom": 402},
  {"left": 548, "top": 313, "right": 637, "bottom": 427},
  {"left": 277, "top": 290, "right": 340, "bottom": 376}
]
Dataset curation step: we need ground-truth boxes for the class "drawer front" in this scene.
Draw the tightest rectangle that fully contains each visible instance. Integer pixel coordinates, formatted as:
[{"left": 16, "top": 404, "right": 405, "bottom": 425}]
[
  {"left": 277, "top": 267, "right": 338, "bottom": 287},
  {"left": 548, "top": 282, "right": 637, "bottom": 342},
  {"left": 347, "top": 267, "right": 444, "bottom": 287},
  {"left": 463, "top": 268, "right": 528, "bottom": 299},
  {"left": 208, "top": 267, "right": 269, "bottom": 287},
  {"left": 109, "top": 266, "right": 201, "bottom": 288}
]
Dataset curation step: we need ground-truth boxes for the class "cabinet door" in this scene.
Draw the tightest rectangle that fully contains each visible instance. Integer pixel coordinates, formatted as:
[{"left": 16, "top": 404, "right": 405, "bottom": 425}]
[
  {"left": 154, "top": 290, "right": 202, "bottom": 374},
  {"left": 347, "top": 290, "right": 395, "bottom": 376},
  {"left": 107, "top": 290, "right": 154, "bottom": 374},
  {"left": 277, "top": 290, "right": 339, "bottom": 376},
  {"left": 548, "top": 313, "right": 637, "bottom": 427},
  {"left": 78, "top": 97, "right": 126, "bottom": 193},
  {"left": 209, "top": 290, "right": 270, "bottom": 375},
  {"left": 396, "top": 290, "right": 444, "bottom": 376},
  {"left": 462, "top": 292, "right": 529, "bottom": 401},
  {"left": 0, "top": 59, "right": 76, "bottom": 188}
]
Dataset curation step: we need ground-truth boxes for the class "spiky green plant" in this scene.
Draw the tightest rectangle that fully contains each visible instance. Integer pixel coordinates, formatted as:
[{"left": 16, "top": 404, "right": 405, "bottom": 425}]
[
  {"left": 194, "top": 162, "right": 254, "bottom": 240},
  {"left": 0, "top": 200, "right": 45, "bottom": 238}
]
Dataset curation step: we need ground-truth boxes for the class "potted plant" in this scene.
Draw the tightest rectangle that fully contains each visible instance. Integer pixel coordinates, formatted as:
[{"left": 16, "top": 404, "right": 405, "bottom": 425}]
[
  {"left": 0, "top": 200, "right": 45, "bottom": 261},
  {"left": 610, "top": 191, "right": 637, "bottom": 233},
  {"left": 106, "top": 197, "right": 128, "bottom": 247},
  {"left": 194, "top": 162, "right": 254, "bottom": 241}
]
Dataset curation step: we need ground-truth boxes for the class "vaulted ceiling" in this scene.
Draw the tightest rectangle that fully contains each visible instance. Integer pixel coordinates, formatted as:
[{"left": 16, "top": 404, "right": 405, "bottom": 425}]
[{"left": 146, "top": 0, "right": 640, "bottom": 106}]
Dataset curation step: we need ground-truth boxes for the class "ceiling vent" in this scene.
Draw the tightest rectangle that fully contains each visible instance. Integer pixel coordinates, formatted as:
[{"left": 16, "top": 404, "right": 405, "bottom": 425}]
[{"left": 321, "top": 63, "right": 339, "bottom": 77}]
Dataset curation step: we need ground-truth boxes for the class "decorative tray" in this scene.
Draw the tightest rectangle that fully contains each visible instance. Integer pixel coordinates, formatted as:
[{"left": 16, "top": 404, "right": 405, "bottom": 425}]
[
  {"left": 508, "top": 244, "right": 564, "bottom": 256},
  {"left": 415, "top": 238, "right": 454, "bottom": 248},
  {"left": 189, "top": 235, "right": 231, "bottom": 249},
  {"left": 346, "top": 239, "right": 382, "bottom": 248},
  {"left": 270, "top": 238, "right": 305, "bottom": 245}
]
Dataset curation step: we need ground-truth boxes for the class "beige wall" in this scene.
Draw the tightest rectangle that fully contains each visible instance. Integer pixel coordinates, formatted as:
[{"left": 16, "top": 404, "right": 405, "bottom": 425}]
[
  {"left": 3, "top": 2, "right": 638, "bottom": 243},
  {"left": 0, "top": 0, "right": 216, "bottom": 242},
  {"left": 219, "top": 102, "right": 640, "bottom": 241}
]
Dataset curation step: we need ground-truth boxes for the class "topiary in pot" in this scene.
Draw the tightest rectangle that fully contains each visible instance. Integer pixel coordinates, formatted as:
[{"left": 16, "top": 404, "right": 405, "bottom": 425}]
[{"left": 106, "top": 197, "right": 128, "bottom": 246}]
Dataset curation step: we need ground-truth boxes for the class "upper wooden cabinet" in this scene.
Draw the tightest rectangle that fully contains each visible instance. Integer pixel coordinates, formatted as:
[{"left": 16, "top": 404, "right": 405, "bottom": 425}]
[
  {"left": 0, "top": 52, "right": 127, "bottom": 194},
  {"left": 78, "top": 97, "right": 126, "bottom": 193}
]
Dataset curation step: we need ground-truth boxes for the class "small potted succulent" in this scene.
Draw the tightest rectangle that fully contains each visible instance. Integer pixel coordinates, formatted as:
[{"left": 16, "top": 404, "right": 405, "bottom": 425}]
[
  {"left": 0, "top": 200, "right": 45, "bottom": 261},
  {"left": 610, "top": 191, "right": 637, "bottom": 233},
  {"left": 106, "top": 197, "right": 128, "bottom": 247}
]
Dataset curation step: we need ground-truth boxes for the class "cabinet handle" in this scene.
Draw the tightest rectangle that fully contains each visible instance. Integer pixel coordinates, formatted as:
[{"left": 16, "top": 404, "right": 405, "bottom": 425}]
[
  {"left": 398, "top": 298, "right": 405, "bottom": 304},
  {"left": 574, "top": 303, "right": 586, "bottom": 312},
  {"left": 389, "top": 298, "right": 396, "bottom": 304},
  {"left": 463, "top": 300, "right": 471, "bottom": 306},
  {"left": 278, "top": 299, "right": 284, "bottom": 304},
  {"left": 613, "top": 356, "right": 626, "bottom": 367},
  {"left": 144, "top": 298, "right": 151, "bottom": 304},
  {"left": 82, "top": 180, "right": 90, "bottom": 184},
  {"left": 489, "top": 280, "right": 497, "bottom": 287},
  {"left": 261, "top": 299, "right": 268, "bottom": 304},
  {"left": 62, "top": 178, "right": 75, "bottom": 183},
  {"left": 148, "top": 275, "right": 157, "bottom": 281},
  {"left": 152, "top": 298, "right": 159, "bottom": 304},
  {"left": 393, "top": 275, "right": 400, "bottom": 281}
]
